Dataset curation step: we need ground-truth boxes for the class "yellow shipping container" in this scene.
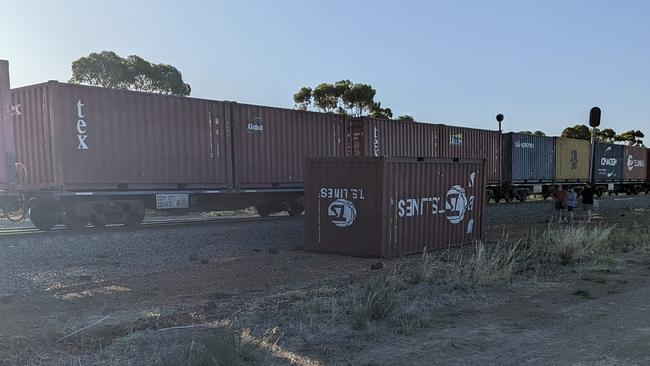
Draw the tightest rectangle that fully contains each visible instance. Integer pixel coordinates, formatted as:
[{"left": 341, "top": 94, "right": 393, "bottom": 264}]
[{"left": 555, "top": 137, "right": 590, "bottom": 182}]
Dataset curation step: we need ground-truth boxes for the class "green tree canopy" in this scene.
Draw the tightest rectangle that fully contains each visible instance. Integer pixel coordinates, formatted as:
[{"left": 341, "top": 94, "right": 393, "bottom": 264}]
[
  {"left": 518, "top": 130, "right": 546, "bottom": 136},
  {"left": 561, "top": 124, "right": 644, "bottom": 146},
  {"left": 293, "top": 87, "right": 312, "bottom": 111},
  {"left": 561, "top": 125, "right": 592, "bottom": 140},
  {"left": 70, "top": 51, "right": 191, "bottom": 96},
  {"left": 293, "top": 80, "right": 409, "bottom": 119},
  {"left": 397, "top": 115, "right": 415, "bottom": 122}
]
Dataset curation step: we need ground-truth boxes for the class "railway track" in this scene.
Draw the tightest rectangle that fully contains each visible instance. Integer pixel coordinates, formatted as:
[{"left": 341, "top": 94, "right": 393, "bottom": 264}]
[
  {"left": 0, "top": 215, "right": 295, "bottom": 237},
  {"left": 487, "top": 193, "right": 650, "bottom": 205}
]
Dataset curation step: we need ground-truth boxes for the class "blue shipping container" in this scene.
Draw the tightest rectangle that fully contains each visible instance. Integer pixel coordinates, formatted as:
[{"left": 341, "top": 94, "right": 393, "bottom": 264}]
[
  {"left": 594, "top": 143, "right": 623, "bottom": 182},
  {"left": 502, "top": 133, "right": 555, "bottom": 183}
]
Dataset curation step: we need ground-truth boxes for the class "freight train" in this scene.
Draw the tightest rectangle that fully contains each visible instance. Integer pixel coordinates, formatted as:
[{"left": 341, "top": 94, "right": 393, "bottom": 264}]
[{"left": 0, "top": 60, "right": 648, "bottom": 230}]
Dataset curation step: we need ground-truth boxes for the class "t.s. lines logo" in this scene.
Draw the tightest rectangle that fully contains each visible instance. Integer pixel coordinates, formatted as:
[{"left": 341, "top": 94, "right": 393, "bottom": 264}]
[
  {"left": 320, "top": 188, "right": 364, "bottom": 227},
  {"left": 396, "top": 171, "right": 478, "bottom": 234},
  {"left": 76, "top": 99, "right": 88, "bottom": 150},
  {"left": 327, "top": 199, "right": 357, "bottom": 227}
]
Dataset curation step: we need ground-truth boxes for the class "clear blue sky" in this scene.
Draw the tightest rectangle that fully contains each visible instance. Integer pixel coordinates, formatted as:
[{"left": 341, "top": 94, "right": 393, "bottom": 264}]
[{"left": 1, "top": 0, "right": 648, "bottom": 135}]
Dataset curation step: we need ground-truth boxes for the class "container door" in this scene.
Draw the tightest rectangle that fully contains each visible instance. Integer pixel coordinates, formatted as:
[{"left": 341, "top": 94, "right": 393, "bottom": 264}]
[{"left": 0, "top": 60, "right": 16, "bottom": 188}]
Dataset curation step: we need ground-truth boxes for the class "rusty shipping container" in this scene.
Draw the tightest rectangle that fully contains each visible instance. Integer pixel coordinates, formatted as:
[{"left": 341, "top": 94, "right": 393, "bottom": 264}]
[
  {"left": 231, "top": 104, "right": 345, "bottom": 189},
  {"left": 554, "top": 137, "right": 590, "bottom": 182},
  {"left": 622, "top": 145, "right": 647, "bottom": 182},
  {"left": 347, "top": 117, "right": 438, "bottom": 158},
  {"left": 502, "top": 133, "right": 555, "bottom": 183},
  {"left": 11, "top": 82, "right": 232, "bottom": 191},
  {"left": 0, "top": 60, "right": 16, "bottom": 189},
  {"left": 305, "top": 157, "right": 485, "bottom": 257},
  {"left": 438, "top": 125, "right": 501, "bottom": 185}
]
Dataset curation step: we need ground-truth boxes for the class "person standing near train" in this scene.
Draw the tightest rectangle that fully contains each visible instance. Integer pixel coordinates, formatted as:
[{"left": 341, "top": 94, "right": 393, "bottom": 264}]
[
  {"left": 566, "top": 187, "right": 577, "bottom": 222},
  {"left": 552, "top": 185, "right": 567, "bottom": 222},
  {"left": 581, "top": 184, "right": 595, "bottom": 223}
]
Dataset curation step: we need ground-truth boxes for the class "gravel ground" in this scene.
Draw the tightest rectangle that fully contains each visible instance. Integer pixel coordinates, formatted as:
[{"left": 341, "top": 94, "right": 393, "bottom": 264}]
[
  {"left": 0, "top": 194, "right": 648, "bottom": 365},
  {"left": 486, "top": 194, "right": 650, "bottom": 226}
]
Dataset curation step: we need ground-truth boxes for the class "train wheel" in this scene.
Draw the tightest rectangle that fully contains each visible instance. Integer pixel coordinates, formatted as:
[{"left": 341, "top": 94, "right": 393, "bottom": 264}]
[
  {"left": 63, "top": 209, "right": 89, "bottom": 230},
  {"left": 255, "top": 204, "right": 272, "bottom": 218},
  {"left": 123, "top": 201, "right": 145, "bottom": 227},
  {"left": 90, "top": 213, "right": 107, "bottom": 228},
  {"left": 29, "top": 205, "right": 61, "bottom": 231},
  {"left": 516, "top": 190, "right": 529, "bottom": 202},
  {"left": 286, "top": 200, "right": 304, "bottom": 216}
]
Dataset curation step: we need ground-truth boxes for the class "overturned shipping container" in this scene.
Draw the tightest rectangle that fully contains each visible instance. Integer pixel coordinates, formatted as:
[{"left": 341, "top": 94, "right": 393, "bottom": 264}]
[
  {"left": 11, "top": 82, "right": 233, "bottom": 191},
  {"left": 347, "top": 117, "right": 438, "bottom": 157},
  {"left": 554, "top": 137, "right": 590, "bottom": 183},
  {"left": 621, "top": 145, "right": 647, "bottom": 182},
  {"left": 305, "top": 157, "right": 485, "bottom": 257},
  {"left": 438, "top": 125, "right": 501, "bottom": 185},
  {"left": 502, "top": 133, "right": 555, "bottom": 183},
  {"left": 593, "top": 143, "right": 623, "bottom": 182}
]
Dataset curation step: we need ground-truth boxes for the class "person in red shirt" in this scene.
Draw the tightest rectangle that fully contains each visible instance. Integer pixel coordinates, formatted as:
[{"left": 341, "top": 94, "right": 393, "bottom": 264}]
[{"left": 552, "top": 184, "right": 567, "bottom": 222}]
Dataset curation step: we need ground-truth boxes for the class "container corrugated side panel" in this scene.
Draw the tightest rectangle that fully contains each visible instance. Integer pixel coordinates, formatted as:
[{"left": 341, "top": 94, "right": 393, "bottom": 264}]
[
  {"left": 382, "top": 159, "right": 485, "bottom": 256},
  {"left": 594, "top": 143, "right": 623, "bottom": 182},
  {"left": 622, "top": 145, "right": 647, "bottom": 181},
  {"left": 555, "top": 137, "right": 590, "bottom": 182},
  {"left": 351, "top": 118, "right": 438, "bottom": 158},
  {"left": 438, "top": 125, "right": 501, "bottom": 184},
  {"left": 11, "top": 83, "right": 57, "bottom": 190},
  {"left": 507, "top": 133, "right": 555, "bottom": 182},
  {"left": 49, "top": 83, "right": 231, "bottom": 190},
  {"left": 232, "top": 105, "right": 344, "bottom": 189}
]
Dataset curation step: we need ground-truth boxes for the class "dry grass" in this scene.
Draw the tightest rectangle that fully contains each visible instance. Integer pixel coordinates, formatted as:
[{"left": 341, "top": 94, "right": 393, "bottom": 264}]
[
  {"left": 350, "top": 270, "right": 401, "bottom": 330},
  {"left": 611, "top": 223, "right": 650, "bottom": 251},
  {"left": 10, "top": 221, "right": 644, "bottom": 365},
  {"left": 522, "top": 224, "right": 614, "bottom": 272}
]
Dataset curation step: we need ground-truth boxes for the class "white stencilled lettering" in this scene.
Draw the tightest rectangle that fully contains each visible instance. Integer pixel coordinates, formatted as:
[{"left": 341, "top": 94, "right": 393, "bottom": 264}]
[{"left": 76, "top": 100, "right": 88, "bottom": 150}]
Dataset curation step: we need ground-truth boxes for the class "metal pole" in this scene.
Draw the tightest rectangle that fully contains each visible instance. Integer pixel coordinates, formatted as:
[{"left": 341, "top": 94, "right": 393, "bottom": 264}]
[{"left": 589, "top": 127, "right": 596, "bottom": 187}]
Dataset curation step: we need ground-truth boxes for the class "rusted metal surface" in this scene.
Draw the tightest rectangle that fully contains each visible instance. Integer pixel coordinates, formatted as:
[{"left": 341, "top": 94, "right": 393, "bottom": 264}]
[
  {"left": 502, "top": 133, "right": 555, "bottom": 183},
  {"left": 555, "top": 137, "right": 590, "bottom": 182},
  {"left": 231, "top": 104, "right": 345, "bottom": 189},
  {"left": 0, "top": 60, "right": 16, "bottom": 189},
  {"left": 622, "top": 145, "right": 647, "bottom": 182},
  {"left": 11, "top": 82, "right": 232, "bottom": 190},
  {"left": 347, "top": 117, "right": 438, "bottom": 158},
  {"left": 305, "top": 157, "right": 485, "bottom": 257},
  {"left": 593, "top": 143, "right": 623, "bottom": 182},
  {"left": 437, "top": 125, "right": 501, "bottom": 185}
]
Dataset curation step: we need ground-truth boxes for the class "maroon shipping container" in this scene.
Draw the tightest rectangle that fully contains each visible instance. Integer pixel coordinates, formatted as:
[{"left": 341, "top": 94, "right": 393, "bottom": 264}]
[
  {"left": 438, "top": 125, "right": 501, "bottom": 185},
  {"left": 0, "top": 60, "right": 16, "bottom": 189},
  {"left": 231, "top": 104, "right": 345, "bottom": 189},
  {"left": 11, "top": 82, "right": 232, "bottom": 191},
  {"left": 347, "top": 117, "right": 438, "bottom": 157},
  {"left": 622, "top": 145, "right": 647, "bottom": 182},
  {"left": 305, "top": 157, "right": 485, "bottom": 257}
]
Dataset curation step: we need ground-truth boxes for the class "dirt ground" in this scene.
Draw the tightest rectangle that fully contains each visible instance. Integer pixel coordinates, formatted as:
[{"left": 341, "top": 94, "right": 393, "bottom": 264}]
[{"left": 1, "top": 200, "right": 649, "bottom": 365}]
